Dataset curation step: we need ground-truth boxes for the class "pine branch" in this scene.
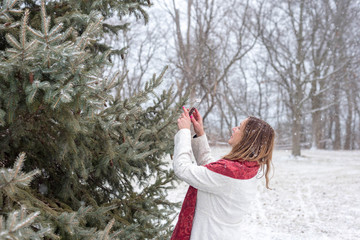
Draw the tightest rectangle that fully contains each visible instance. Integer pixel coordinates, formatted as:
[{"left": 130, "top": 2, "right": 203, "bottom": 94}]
[
  {"left": 0, "top": 152, "right": 40, "bottom": 192},
  {"left": 101, "top": 218, "right": 115, "bottom": 240},
  {"left": 0, "top": 154, "right": 55, "bottom": 238},
  {"left": 5, "top": 33, "right": 21, "bottom": 50},
  {"left": 40, "top": 0, "right": 48, "bottom": 36},
  {"left": 11, "top": 210, "right": 40, "bottom": 232},
  {"left": 48, "top": 22, "right": 63, "bottom": 38},
  {"left": 0, "top": 22, "right": 19, "bottom": 30},
  {"left": 20, "top": 9, "right": 30, "bottom": 49},
  {"left": 27, "top": 25, "right": 44, "bottom": 38},
  {"left": 48, "top": 32, "right": 63, "bottom": 43},
  {"left": 0, "top": 206, "right": 52, "bottom": 239},
  {"left": 5, "top": 8, "right": 40, "bottom": 64},
  {"left": 8, "top": 0, "right": 19, "bottom": 9},
  {"left": 0, "top": 0, "right": 20, "bottom": 21},
  {"left": 24, "top": 39, "right": 38, "bottom": 52},
  {"left": 76, "top": 17, "right": 104, "bottom": 50}
]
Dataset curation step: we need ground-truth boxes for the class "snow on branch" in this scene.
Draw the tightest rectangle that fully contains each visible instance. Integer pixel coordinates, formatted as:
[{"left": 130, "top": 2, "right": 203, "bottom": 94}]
[
  {"left": 304, "top": 100, "right": 341, "bottom": 115},
  {"left": 0, "top": 206, "right": 52, "bottom": 239},
  {"left": 0, "top": 152, "right": 40, "bottom": 193}
]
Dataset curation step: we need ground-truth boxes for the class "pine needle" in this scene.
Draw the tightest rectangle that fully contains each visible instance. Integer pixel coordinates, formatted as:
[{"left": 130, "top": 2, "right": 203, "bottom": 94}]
[
  {"left": 8, "top": 210, "right": 18, "bottom": 231},
  {"left": 9, "top": 0, "right": 19, "bottom": 9},
  {"left": 13, "top": 152, "right": 25, "bottom": 179},
  {"left": 5, "top": 34, "right": 21, "bottom": 49},
  {"left": 25, "top": 39, "right": 38, "bottom": 51},
  {"left": 27, "top": 25, "right": 44, "bottom": 38},
  {"left": 40, "top": 0, "right": 48, "bottom": 36},
  {"left": 20, "top": 9, "right": 30, "bottom": 49},
  {"left": 102, "top": 218, "right": 115, "bottom": 240},
  {"left": 48, "top": 23, "right": 63, "bottom": 37},
  {"left": 12, "top": 211, "right": 40, "bottom": 232},
  {"left": 53, "top": 96, "right": 61, "bottom": 109}
]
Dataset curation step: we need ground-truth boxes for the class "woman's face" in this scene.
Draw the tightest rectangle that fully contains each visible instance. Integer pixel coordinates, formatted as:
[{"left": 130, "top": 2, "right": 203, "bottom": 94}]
[{"left": 228, "top": 118, "right": 248, "bottom": 147}]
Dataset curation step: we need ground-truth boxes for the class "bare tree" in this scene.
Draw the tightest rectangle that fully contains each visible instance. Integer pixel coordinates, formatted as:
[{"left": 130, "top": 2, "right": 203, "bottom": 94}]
[
  {"left": 258, "top": 0, "right": 313, "bottom": 155},
  {"left": 257, "top": 0, "right": 322, "bottom": 154},
  {"left": 164, "top": 0, "right": 257, "bottom": 129},
  {"left": 102, "top": 10, "right": 168, "bottom": 100}
]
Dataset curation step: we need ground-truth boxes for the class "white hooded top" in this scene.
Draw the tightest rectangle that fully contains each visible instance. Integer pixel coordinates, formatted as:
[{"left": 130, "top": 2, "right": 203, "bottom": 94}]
[{"left": 173, "top": 129, "right": 259, "bottom": 240}]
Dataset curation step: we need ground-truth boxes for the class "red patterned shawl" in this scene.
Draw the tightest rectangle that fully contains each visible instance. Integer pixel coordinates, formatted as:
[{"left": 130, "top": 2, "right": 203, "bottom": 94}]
[{"left": 171, "top": 159, "right": 260, "bottom": 240}]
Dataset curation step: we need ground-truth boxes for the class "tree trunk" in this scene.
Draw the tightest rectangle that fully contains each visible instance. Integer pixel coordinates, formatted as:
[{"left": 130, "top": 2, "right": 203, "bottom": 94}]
[
  {"left": 344, "top": 85, "right": 353, "bottom": 149},
  {"left": 312, "top": 110, "right": 323, "bottom": 149},
  {"left": 310, "top": 70, "right": 323, "bottom": 149},
  {"left": 292, "top": 107, "right": 302, "bottom": 156},
  {"left": 333, "top": 83, "right": 342, "bottom": 149}
]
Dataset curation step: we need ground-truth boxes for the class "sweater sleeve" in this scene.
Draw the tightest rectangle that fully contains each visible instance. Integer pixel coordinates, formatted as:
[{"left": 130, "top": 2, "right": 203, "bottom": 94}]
[
  {"left": 191, "top": 134, "right": 215, "bottom": 166},
  {"left": 173, "top": 129, "right": 230, "bottom": 195}
]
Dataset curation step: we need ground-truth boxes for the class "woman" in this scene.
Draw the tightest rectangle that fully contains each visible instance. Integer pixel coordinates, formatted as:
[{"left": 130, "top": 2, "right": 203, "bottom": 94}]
[{"left": 171, "top": 107, "right": 275, "bottom": 240}]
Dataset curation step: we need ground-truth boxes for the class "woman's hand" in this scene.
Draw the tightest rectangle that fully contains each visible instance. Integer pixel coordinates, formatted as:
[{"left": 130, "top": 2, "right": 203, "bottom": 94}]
[
  {"left": 177, "top": 107, "right": 191, "bottom": 130},
  {"left": 191, "top": 108, "right": 205, "bottom": 136}
]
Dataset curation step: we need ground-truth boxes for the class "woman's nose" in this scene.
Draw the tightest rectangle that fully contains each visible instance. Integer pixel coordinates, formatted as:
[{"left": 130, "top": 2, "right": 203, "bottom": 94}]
[{"left": 232, "top": 127, "right": 236, "bottom": 132}]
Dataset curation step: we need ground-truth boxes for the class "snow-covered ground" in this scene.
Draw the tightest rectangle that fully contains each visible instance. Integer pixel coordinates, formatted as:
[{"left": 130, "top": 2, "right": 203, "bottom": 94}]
[{"left": 167, "top": 148, "right": 360, "bottom": 240}]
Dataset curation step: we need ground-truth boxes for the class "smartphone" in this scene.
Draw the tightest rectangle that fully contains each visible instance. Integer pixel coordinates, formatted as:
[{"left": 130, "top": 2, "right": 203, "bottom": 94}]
[{"left": 188, "top": 99, "right": 201, "bottom": 117}]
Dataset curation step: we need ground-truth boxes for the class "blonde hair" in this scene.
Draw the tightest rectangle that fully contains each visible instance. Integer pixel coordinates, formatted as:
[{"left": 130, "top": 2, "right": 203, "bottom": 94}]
[{"left": 223, "top": 116, "right": 275, "bottom": 189}]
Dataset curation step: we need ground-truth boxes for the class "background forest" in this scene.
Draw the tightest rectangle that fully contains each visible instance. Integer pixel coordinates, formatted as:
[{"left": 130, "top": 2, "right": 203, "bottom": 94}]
[
  {"left": 0, "top": 0, "right": 359, "bottom": 239},
  {"left": 109, "top": 0, "right": 360, "bottom": 156}
]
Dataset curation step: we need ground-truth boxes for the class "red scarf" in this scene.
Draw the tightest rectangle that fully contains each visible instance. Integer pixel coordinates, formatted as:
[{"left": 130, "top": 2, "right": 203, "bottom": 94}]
[{"left": 171, "top": 159, "right": 260, "bottom": 240}]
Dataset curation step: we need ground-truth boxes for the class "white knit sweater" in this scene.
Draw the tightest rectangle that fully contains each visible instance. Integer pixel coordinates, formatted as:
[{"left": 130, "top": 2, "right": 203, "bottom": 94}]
[{"left": 173, "top": 129, "right": 258, "bottom": 240}]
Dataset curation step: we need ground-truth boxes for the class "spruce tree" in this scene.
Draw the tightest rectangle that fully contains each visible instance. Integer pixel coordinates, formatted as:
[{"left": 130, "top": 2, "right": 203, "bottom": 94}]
[{"left": 0, "top": 0, "right": 184, "bottom": 239}]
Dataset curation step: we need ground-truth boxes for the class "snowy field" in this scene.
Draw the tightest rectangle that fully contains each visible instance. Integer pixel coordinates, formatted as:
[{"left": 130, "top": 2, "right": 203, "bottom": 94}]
[{"left": 166, "top": 148, "right": 360, "bottom": 240}]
